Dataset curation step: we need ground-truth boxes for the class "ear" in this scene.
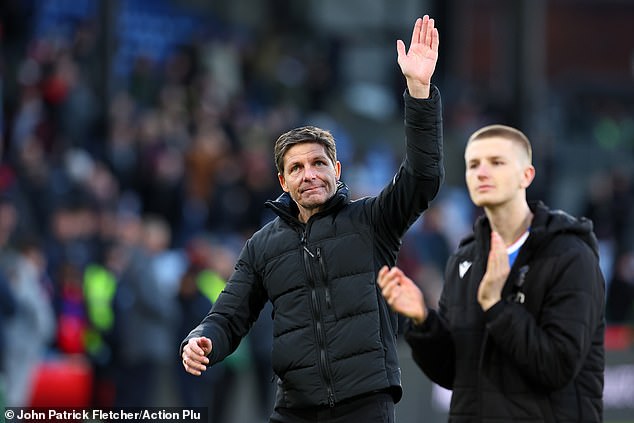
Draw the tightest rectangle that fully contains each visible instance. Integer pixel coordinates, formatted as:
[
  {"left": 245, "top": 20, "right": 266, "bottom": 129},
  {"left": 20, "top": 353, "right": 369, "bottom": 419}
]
[
  {"left": 335, "top": 161, "right": 341, "bottom": 180},
  {"left": 278, "top": 172, "right": 289, "bottom": 192},
  {"left": 520, "top": 165, "right": 536, "bottom": 189}
]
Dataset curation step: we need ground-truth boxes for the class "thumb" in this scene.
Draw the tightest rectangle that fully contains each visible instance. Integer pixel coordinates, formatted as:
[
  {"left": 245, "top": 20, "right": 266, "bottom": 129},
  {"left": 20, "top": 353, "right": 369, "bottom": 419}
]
[
  {"left": 396, "top": 39, "right": 406, "bottom": 60},
  {"left": 198, "top": 337, "right": 213, "bottom": 355},
  {"left": 490, "top": 231, "right": 505, "bottom": 253}
]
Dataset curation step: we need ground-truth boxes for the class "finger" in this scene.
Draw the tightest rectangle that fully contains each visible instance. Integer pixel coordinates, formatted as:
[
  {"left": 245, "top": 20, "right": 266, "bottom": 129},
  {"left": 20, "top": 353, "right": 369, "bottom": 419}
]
[
  {"left": 187, "top": 356, "right": 208, "bottom": 372},
  {"left": 381, "top": 269, "right": 403, "bottom": 297},
  {"left": 198, "top": 338, "right": 213, "bottom": 358},
  {"left": 188, "top": 339, "right": 206, "bottom": 356},
  {"left": 377, "top": 265, "right": 389, "bottom": 287},
  {"left": 381, "top": 280, "right": 398, "bottom": 299},
  {"left": 187, "top": 349, "right": 209, "bottom": 365},
  {"left": 183, "top": 359, "right": 203, "bottom": 376},
  {"left": 490, "top": 232, "right": 507, "bottom": 262},
  {"left": 424, "top": 18, "right": 435, "bottom": 47},
  {"left": 410, "top": 17, "right": 423, "bottom": 48},
  {"left": 383, "top": 282, "right": 399, "bottom": 306},
  {"left": 490, "top": 231, "right": 503, "bottom": 253},
  {"left": 182, "top": 347, "right": 192, "bottom": 363},
  {"left": 389, "top": 266, "right": 406, "bottom": 283},
  {"left": 431, "top": 27, "right": 440, "bottom": 52},
  {"left": 185, "top": 342, "right": 210, "bottom": 366},
  {"left": 420, "top": 16, "right": 429, "bottom": 46},
  {"left": 487, "top": 247, "right": 503, "bottom": 275},
  {"left": 379, "top": 271, "right": 397, "bottom": 295},
  {"left": 488, "top": 232, "right": 510, "bottom": 277},
  {"left": 396, "top": 40, "right": 406, "bottom": 61}
]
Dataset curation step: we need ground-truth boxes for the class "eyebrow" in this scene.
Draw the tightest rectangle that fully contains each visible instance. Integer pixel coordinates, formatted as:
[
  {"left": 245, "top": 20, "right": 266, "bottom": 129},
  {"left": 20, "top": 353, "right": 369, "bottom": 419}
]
[{"left": 287, "top": 152, "right": 329, "bottom": 165}]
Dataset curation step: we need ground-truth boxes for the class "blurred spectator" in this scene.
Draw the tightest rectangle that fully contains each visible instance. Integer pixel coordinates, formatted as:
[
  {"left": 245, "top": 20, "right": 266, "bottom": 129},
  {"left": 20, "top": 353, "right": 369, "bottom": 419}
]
[
  {"left": 0, "top": 195, "right": 56, "bottom": 407},
  {"left": 83, "top": 243, "right": 119, "bottom": 408},
  {"left": 401, "top": 205, "right": 452, "bottom": 309},
  {"left": 2, "top": 238, "right": 56, "bottom": 407},
  {"left": 606, "top": 251, "right": 634, "bottom": 324},
  {"left": 141, "top": 214, "right": 185, "bottom": 405},
  {"left": 44, "top": 197, "right": 101, "bottom": 285},
  {"left": 1, "top": 2, "right": 633, "bottom": 420},
  {"left": 175, "top": 234, "right": 240, "bottom": 423},
  {"left": 0, "top": 271, "right": 17, "bottom": 412},
  {"left": 110, "top": 211, "right": 175, "bottom": 408},
  {"left": 55, "top": 261, "right": 88, "bottom": 355},
  {"left": 180, "top": 122, "right": 232, "bottom": 242},
  {"left": 136, "top": 111, "right": 186, "bottom": 229},
  {"left": 582, "top": 169, "right": 634, "bottom": 284},
  {"left": 404, "top": 205, "right": 452, "bottom": 275}
]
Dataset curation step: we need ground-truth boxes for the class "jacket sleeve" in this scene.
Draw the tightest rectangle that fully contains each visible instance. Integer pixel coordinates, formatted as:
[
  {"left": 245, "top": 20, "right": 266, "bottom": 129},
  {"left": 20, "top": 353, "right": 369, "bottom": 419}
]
[
  {"left": 404, "top": 308, "right": 455, "bottom": 389},
  {"left": 404, "top": 264, "right": 456, "bottom": 390},
  {"left": 373, "top": 86, "right": 444, "bottom": 246},
  {"left": 483, "top": 241, "right": 605, "bottom": 390},
  {"left": 180, "top": 238, "right": 268, "bottom": 363}
]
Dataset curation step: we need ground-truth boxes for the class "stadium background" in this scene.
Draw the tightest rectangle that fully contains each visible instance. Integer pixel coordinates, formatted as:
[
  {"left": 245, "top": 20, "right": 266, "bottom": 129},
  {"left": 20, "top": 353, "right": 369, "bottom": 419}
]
[{"left": 2, "top": 0, "right": 633, "bottom": 422}]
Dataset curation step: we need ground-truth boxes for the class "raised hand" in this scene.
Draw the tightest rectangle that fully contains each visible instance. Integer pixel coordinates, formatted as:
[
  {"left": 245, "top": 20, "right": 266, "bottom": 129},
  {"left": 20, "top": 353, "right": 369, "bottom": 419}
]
[
  {"left": 477, "top": 231, "right": 510, "bottom": 311},
  {"left": 377, "top": 265, "right": 427, "bottom": 325},
  {"left": 397, "top": 15, "right": 440, "bottom": 99}
]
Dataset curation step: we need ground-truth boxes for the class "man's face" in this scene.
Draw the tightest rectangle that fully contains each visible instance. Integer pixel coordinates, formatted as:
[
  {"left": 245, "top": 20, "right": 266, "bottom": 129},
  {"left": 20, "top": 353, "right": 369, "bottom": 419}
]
[
  {"left": 464, "top": 137, "right": 533, "bottom": 208},
  {"left": 278, "top": 142, "right": 341, "bottom": 222}
]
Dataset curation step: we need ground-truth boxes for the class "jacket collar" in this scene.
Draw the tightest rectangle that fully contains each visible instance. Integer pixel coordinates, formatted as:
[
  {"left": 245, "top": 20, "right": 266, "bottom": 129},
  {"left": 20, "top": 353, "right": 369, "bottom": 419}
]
[{"left": 265, "top": 181, "right": 350, "bottom": 224}]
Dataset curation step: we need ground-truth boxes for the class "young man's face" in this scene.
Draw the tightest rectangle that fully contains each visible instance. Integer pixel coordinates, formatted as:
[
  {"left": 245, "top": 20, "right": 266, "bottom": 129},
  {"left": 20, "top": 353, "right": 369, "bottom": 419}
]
[
  {"left": 464, "top": 137, "right": 533, "bottom": 209},
  {"left": 278, "top": 142, "right": 341, "bottom": 222}
]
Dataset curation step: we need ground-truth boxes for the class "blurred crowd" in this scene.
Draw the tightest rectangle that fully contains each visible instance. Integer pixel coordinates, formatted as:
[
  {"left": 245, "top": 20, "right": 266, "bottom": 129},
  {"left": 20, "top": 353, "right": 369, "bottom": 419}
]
[{"left": 1, "top": 1, "right": 633, "bottom": 421}]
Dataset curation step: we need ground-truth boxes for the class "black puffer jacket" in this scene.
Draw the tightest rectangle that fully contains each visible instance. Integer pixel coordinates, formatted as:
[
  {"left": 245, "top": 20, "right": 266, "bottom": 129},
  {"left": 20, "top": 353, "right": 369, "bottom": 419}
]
[
  {"left": 183, "top": 87, "right": 444, "bottom": 409},
  {"left": 406, "top": 201, "right": 605, "bottom": 422}
]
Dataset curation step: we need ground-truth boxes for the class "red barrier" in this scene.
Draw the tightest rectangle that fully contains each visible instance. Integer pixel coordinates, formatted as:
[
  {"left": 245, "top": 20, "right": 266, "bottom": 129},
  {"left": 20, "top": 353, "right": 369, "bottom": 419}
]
[
  {"left": 28, "top": 356, "right": 93, "bottom": 408},
  {"left": 605, "top": 325, "right": 634, "bottom": 351}
]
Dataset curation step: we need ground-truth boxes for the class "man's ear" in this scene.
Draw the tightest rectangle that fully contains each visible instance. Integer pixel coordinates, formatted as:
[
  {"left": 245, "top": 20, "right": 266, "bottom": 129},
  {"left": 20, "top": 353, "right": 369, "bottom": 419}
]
[
  {"left": 335, "top": 161, "right": 341, "bottom": 180},
  {"left": 521, "top": 165, "right": 536, "bottom": 189},
  {"left": 278, "top": 173, "right": 289, "bottom": 192}
]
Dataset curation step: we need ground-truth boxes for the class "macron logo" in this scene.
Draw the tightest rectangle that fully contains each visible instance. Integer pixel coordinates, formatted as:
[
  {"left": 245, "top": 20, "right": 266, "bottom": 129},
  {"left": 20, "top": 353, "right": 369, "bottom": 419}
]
[{"left": 459, "top": 261, "right": 472, "bottom": 279}]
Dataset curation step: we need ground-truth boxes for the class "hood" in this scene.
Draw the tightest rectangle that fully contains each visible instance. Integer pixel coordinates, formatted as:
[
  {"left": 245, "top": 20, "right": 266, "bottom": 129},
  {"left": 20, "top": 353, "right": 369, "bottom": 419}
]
[
  {"left": 460, "top": 201, "right": 600, "bottom": 259},
  {"left": 528, "top": 201, "right": 600, "bottom": 258}
]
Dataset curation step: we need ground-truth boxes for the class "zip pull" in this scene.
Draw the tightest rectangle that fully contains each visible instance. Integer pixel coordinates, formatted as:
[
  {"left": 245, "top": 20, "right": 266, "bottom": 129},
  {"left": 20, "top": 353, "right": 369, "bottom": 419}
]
[
  {"left": 316, "top": 248, "right": 331, "bottom": 308},
  {"left": 517, "top": 265, "right": 529, "bottom": 288},
  {"left": 300, "top": 228, "right": 315, "bottom": 258},
  {"left": 303, "top": 245, "right": 315, "bottom": 258},
  {"left": 508, "top": 265, "right": 529, "bottom": 304}
]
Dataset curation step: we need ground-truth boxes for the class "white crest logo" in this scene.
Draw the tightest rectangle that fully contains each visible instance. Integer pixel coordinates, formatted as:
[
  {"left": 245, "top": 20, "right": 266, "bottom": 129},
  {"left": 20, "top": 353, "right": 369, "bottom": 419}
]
[{"left": 459, "top": 261, "right": 472, "bottom": 278}]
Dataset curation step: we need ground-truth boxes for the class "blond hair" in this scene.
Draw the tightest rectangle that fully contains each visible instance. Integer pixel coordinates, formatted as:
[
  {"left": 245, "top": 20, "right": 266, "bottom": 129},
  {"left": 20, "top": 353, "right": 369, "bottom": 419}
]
[{"left": 467, "top": 124, "right": 532, "bottom": 163}]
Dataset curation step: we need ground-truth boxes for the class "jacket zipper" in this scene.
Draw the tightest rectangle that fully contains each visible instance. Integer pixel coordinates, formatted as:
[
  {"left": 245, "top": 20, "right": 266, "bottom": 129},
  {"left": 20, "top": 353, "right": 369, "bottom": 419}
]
[
  {"left": 301, "top": 229, "right": 336, "bottom": 407},
  {"left": 317, "top": 248, "right": 331, "bottom": 308}
]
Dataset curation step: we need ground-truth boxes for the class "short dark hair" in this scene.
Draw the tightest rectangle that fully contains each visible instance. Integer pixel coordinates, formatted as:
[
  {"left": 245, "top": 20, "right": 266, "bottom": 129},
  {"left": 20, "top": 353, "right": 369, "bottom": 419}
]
[
  {"left": 467, "top": 124, "right": 532, "bottom": 163},
  {"left": 274, "top": 126, "right": 337, "bottom": 174}
]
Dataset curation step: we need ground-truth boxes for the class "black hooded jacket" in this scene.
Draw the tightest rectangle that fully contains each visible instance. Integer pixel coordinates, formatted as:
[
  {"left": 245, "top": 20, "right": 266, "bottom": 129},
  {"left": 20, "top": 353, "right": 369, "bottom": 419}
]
[
  {"left": 405, "top": 201, "right": 605, "bottom": 422},
  {"left": 182, "top": 86, "right": 444, "bottom": 409}
]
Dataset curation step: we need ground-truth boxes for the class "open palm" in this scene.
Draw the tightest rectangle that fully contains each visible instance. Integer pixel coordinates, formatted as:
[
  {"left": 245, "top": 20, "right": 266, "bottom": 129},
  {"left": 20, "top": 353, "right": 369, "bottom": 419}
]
[{"left": 397, "top": 15, "right": 439, "bottom": 92}]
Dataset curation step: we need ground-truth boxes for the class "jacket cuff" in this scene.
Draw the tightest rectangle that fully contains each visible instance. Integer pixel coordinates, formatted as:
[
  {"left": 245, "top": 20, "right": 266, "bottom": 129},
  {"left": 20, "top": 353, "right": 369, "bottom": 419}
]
[
  {"left": 405, "top": 308, "right": 438, "bottom": 335},
  {"left": 483, "top": 299, "right": 506, "bottom": 323},
  {"left": 403, "top": 85, "right": 441, "bottom": 130},
  {"left": 403, "top": 84, "right": 440, "bottom": 103}
]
